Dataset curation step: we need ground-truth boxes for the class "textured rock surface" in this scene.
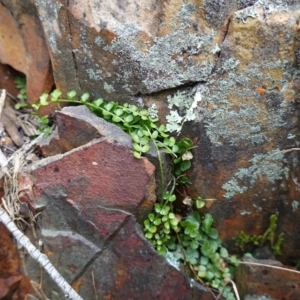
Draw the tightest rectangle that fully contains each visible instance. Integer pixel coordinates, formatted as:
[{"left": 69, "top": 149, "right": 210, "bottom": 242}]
[
  {"left": 183, "top": 3, "right": 300, "bottom": 263},
  {"left": 31, "top": 1, "right": 300, "bottom": 264},
  {"left": 17, "top": 137, "right": 214, "bottom": 299},
  {"left": 1, "top": 0, "right": 300, "bottom": 297},
  {"left": 34, "top": 0, "right": 240, "bottom": 101},
  {"left": 38, "top": 105, "right": 132, "bottom": 156},
  {"left": 0, "top": 0, "right": 54, "bottom": 103},
  {"left": 0, "top": 222, "right": 34, "bottom": 299},
  {"left": 22, "top": 138, "right": 156, "bottom": 221},
  {"left": 38, "top": 105, "right": 172, "bottom": 198},
  {"left": 236, "top": 257, "right": 300, "bottom": 299}
]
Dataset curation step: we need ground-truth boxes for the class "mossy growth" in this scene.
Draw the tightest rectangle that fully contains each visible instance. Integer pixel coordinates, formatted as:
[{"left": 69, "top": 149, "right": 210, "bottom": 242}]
[{"left": 234, "top": 214, "right": 284, "bottom": 256}]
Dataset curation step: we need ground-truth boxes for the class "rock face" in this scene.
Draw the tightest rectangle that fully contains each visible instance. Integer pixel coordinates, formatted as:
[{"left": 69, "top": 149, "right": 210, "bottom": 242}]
[
  {"left": 1, "top": 0, "right": 300, "bottom": 298},
  {"left": 0, "top": 0, "right": 54, "bottom": 103},
  {"left": 32, "top": 0, "right": 300, "bottom": 263},
  {"left": 0, "top": 222, "right": 34, "bottom": 300},
  {"left": 17, "top": 131, "right": 213, "bottom": 299},
  {"left": 38, "top": 105, "right": 172, "bottom": 198},
  {"left": 184, "top": 3, "right": 300, "bottom": 264},
  {"left": 33, "top": 0, "right": 241, "bottom": 101},
  {"left": 236, "top": 257, "right": 300, "bottom": 299}
]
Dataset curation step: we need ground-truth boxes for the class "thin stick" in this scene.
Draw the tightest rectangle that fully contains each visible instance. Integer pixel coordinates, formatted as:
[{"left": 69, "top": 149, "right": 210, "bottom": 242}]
[
  {"left": 0, "top": 89, "right": 6, "bottom": 116},
  {"left": 92, "top": 271, "right": 98, "bottom": 300},
  {"left": 216, "top": 278, "right": 240, "bottom": 300},
  {"left": 0, "top": 206, "right": 83, "bottom": 300},
  {"left": 240, "top": 261, "right": 300, "bottom": 275},
  {"left": 269, "top": 148, "right": 300, "bottom": 157}
]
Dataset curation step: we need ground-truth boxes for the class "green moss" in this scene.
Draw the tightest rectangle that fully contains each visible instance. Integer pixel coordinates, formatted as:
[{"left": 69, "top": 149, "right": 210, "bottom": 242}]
[{"left": 234, "top": 214, "right": 284, "bottom": 256}]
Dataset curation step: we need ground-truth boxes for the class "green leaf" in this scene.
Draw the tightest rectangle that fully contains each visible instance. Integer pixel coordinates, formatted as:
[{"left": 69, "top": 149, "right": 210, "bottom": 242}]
[
  {"left": 125, "top": 115, "right": 134, "bottom": 123},
  {"left": 102, "top": 110, "right": 111, "bottom": 116},
  {"left": 149, "top": 226, "right": 157, "bottom": 233},
  {"left": 114, "top": 108, "right": 124, "bottom": 116},
  {"left": 139, "top": 136, "right": 149, "bottom": 145},
  {"left": 160, "top": 206, "right": 170, "bottom": 215},
  {"left": 179, "top": 176, "right": 190, "bottom": 185},
  {"left": 80, "top": 92, "right": 90, "bottom": 102},
  {"left": 67, "top": 90, "right": 77, "bottom": 99},
  {"left": 168, "top": 194, "right": 176, "bottom": 202},
  {"left": 202, "top": 214, "right": 214, "bottom": 234},
  {"left": 196, "top": 199, "right": 205, "bottom": 209},
  {"left": 220, "top": 247, "right": 229, "bottom": 258},
  {"left": 190, "top": 240, "right": 198, "bottom": 250},
  {"left": 168, "top": 213, "right": 175, "bottom": 219},
  {"left": 170, "top": 218, "right": 179, "bottom": 227},
  {"left": 154, "top": 204, "right": 162, "bottom": 213},
  {"left": 137, "top": 129, "right": 144, "bottom": 137},
  {"left": 141, "top": 144, "right": 150, "bottom": 153},
  {"left": 37, "top": 117, "right": 49, "bottom": 125},
  {"left": 162, "top": 215, "right": 168, "bottom": 222},
  {"left": 144, "top": 219, "right": 150, "bottom": 227},
  {"left": 148, "top": 213, "right": 155, "bottom": 222},
  {"left": 133, "top": 143, "right": 141, "bottom": 152},
  {"left": 180, "top": 160, "right": 191, "bottom": 172},
  {"left": 172, "top": 145, "right": 179, "bottom": 153},
  {"left": 133, "top": 151, "right": 141, "bottom": 158},
  {"left": 112, "top": 115, "right": 122, "bottom": 122},
  {"left": 185, "top": 212, "right": 201, "bottom": 227},
  {"left": 104, "top": 102, "right": 114, "bottom": 111},
  {"left": 51, "top": 89, "right": 62, "bottom": 100},
  {"left": 140, "top": 109, "right": 148, "bottom": 116},
  {"left": 198, "top": 265, "right": 207, "bottom": 278},
  {"left": 177, "top": 138, "right": 194, "bottom": 151},
  {"left": 39, "top": 93, "right": 49, "bottom": 106},
  {"left": 15, "top": 102, "right": 28, "bottom": 110},
  {"left": 208, "top": 228, "right": 219, "bottom": 239},
  {"left": 145, "top": 232, "right": 153, "bottom": 239},
  {"left": 154, "top": 218, "right": 162, "bottom": 226},
  {"left": 151, "top": 130, "right": 158, "bottom": 139},
  {"left": 200, "top": 256, "right": 209, "bottom": 266},
  {"left": 168, "top": 137, "right": 176, "bottom": 147},
  {"left": 131, "top": 133, "right": 140, "bottom": 143}
]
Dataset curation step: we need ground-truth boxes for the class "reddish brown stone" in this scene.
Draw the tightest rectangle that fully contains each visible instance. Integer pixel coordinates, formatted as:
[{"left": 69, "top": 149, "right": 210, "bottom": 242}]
[
  {"left": 75, "top": 217, "right": 215, "bottom": 300},
  {"left": 23, "top": 138, "right": 156, "bottom": 222},
  {"left": 0, "top": 275, "right": 22, "bottom": 299},
  {"left": 236, "top": 257, "right": 300, "bottom": 299},
  {"left": 0, "top": 64, "right": 20, "bottom": 97},
  {"left": 38, "top": 105, "right": 132, "bottom": 157},
  {"left": 0, "top": 222, "right": 34, "bottom": 299},
  {"left": 0, "top": 0, "right": 53, "bottom": 103}
]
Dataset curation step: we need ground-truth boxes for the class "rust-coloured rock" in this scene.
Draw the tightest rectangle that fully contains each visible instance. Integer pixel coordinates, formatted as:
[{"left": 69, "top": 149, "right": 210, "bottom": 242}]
[
  {"left": 0, "top": 64, "right": 20, "bottom": 97},
  {"left": 75, "top": 217, "right": 215, "bottom": 300},
  {"left": 34, "top": 0, "right": 239, "bottom": 101},
  {"left": 18, "top": 136, "right": 213, "bottom": 299},
  {"left": 236, "top": 257, "right": 300, "bottom": 299},
  {"left": 23, "top": 138, "right": 156, "bottom": 223},
  {"left": 184, "top": 4, "right": 300, "bottom": 263},
  {"left": 38, "top": 105, "right": 132, "bottom": 157},
  {"left": 0, "top": 222, "right": 34, "bottom": 299},
  {"left": 38, "top": 105, "right": 172, "bottom": 198},
  {"left": 0, "top": 0, "right": 53, "bottom": 103}
]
